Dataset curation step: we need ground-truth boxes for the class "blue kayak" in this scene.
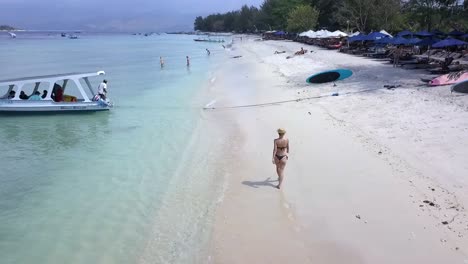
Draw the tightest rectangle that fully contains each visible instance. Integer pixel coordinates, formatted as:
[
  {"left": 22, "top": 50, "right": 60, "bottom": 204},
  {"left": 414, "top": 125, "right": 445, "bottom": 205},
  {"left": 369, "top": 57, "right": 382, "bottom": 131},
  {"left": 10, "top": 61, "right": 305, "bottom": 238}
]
[{"left": 307, "top": 69, "right": 353, "bottom": 84}]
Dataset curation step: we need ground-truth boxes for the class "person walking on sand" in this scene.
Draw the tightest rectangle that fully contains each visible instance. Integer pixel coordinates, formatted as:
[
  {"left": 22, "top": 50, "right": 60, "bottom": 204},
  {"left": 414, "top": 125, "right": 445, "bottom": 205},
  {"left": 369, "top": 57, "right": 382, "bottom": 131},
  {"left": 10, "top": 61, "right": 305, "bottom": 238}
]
[
  {"left": 160, "top": 56, "right": 164, "bottom": 68},
  {"left": 186, "top": 56, "right": 190, "bottom": 67},
  {"left": 272, "top": 128, "right": 289, "bottom": 189}
]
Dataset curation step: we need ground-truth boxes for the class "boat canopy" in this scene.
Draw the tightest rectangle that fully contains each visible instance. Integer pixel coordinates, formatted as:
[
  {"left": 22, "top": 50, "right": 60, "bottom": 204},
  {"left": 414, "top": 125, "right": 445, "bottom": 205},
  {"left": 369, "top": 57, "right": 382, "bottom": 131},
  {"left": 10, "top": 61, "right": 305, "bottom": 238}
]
[
  {"left": 0, "top": 71, "right": 105, "bottom": 102},
  {"left": 0, "top": 71, "right": 105, "bottom": 86}
]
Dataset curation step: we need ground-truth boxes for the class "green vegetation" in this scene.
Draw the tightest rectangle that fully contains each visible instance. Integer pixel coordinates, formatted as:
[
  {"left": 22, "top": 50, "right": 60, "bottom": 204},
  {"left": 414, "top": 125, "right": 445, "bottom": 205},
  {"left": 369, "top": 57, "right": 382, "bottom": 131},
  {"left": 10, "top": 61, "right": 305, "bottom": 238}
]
[
  {"left": 0, "top": 25, "right": 16, "bottom": 31},
  {"left": 194, "top": 0, "right": 468, "bottom": 33},
  {"left": 286, "top": 5, "right": 319, "bottom": 33}
]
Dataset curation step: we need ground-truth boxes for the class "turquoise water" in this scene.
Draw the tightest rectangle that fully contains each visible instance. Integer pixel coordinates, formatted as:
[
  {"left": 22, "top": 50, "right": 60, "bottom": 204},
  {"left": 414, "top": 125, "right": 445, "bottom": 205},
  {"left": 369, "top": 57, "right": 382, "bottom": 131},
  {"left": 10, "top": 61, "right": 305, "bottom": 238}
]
[{"left": 0, "top": 33, "right": 229, "bottom": 263}]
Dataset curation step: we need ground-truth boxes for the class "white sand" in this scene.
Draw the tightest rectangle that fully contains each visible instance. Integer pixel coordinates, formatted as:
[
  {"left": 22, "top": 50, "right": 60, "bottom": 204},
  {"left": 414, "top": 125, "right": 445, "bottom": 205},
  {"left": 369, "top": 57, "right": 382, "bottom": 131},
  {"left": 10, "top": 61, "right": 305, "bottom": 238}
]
[{"left": 205, "top": 36, "right": 468, "bottom": 264}]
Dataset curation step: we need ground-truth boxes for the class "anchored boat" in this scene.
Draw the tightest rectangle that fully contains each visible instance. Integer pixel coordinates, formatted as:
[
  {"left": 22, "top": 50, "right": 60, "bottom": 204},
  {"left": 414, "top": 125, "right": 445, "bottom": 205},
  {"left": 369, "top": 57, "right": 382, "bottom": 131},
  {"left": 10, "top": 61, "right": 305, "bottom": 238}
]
[
  {"left": 0, "top": 71, "right": 113, "bottom": 113},
  {"left": 193, "top": 38, "right": 225, "bottom": 43}
]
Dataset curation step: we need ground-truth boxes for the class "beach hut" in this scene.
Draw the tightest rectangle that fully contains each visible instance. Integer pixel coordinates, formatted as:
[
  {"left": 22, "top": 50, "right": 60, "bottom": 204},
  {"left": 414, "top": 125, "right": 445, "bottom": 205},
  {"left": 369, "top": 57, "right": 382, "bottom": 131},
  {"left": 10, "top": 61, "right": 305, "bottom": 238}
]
[{"left": 432, "top": 38, "right": 467, "bottom": 48}]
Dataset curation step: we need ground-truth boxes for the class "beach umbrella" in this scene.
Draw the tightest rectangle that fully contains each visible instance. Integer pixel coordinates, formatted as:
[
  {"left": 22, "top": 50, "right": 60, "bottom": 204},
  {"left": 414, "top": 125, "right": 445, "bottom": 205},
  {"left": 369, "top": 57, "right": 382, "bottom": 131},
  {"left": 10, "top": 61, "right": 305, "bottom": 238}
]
[
  {"left": 432, "top": 38, "right": 467, "bottom": 48},
  {"left": 380, "top": 30, "right": 393, "bottom": 37},
  {"left": 431, "top": 29, "right": 445, "bottom": 36},
  {"left": 365, "top": 31, "right": 387, "bottom": 41},
  {"left": 415, "top": 30, "right": 433, "bottom": 37},
  {"left": 348, "top": 34, "right": 367, "bottom": 42},
  {"left": 349, "top": 31, "right": 361, "bottom": 37},
  {"left": 407, "top": 37, "right": 421, "bottom": 45},
  {"left": 375, "top": 36, "right": 393, "bottom": 44},
  {"left": 415, "top": 37, "right": 440, "bottom": 46},
  {"left": 448, "top": 30, "right": 464, "bottom": 36},
  {"left": 397, "top": 30, "right": 413, "bottom": 37},
  {"left": 462, "top": 34, "right": 468, "bottom": 39},
  {"left": 392, "top": 36, "right": 410, "bottom": 45}
]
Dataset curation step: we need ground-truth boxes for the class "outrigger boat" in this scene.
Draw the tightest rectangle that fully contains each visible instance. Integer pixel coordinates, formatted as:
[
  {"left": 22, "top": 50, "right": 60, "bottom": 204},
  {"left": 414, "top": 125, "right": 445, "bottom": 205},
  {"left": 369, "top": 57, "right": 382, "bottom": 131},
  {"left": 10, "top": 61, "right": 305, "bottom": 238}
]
[{"left": 0, "top": 71, "right": 112, "bottom": 113}]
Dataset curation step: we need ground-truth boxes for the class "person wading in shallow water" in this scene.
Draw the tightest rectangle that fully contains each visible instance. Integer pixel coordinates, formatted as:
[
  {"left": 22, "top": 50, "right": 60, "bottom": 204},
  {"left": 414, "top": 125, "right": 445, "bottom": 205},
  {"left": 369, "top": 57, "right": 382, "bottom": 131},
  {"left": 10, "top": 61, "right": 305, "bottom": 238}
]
[{"left": 272, "top": 128, "right": 289, "bottom": 189}]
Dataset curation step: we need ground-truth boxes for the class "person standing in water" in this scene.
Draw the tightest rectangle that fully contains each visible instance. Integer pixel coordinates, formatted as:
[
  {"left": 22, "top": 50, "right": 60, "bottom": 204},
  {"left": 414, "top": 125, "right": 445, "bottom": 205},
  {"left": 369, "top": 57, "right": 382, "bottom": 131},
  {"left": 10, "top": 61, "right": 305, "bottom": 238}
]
[
  {"left": 206, "top": 48, "right": 210, "bottom": 55},
  {"left": 272, "top": 128, "right": 289, "bottom": 189},
  {"left": 160, "top": 56, "right": 164, "bottom": 68},
  {"left": 186, "top": 56, "right": 190, "bottom": 67}
]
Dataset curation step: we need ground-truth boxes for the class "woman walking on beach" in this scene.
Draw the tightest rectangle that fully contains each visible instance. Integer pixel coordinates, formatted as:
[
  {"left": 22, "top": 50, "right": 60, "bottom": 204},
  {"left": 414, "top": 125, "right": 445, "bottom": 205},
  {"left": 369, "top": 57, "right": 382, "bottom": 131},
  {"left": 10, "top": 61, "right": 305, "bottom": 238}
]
[{"left": 272, "top": 128, "right": 289, "bottom": 189}]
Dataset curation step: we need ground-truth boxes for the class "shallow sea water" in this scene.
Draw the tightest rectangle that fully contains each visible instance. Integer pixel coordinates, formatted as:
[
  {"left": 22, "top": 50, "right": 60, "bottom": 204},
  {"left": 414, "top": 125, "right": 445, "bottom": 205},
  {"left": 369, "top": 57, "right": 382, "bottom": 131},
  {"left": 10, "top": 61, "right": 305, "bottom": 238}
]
[{"left": 0, "top": 32, "right": 230, "bottom": 264}]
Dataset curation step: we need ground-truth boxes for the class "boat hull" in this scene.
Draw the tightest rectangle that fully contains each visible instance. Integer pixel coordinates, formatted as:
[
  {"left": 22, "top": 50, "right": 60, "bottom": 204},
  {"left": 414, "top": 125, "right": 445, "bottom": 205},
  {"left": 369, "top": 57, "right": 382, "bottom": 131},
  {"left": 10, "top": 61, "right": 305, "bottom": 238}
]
[{"left": 0, "top": 100, "right": 111, "bottom": 113}]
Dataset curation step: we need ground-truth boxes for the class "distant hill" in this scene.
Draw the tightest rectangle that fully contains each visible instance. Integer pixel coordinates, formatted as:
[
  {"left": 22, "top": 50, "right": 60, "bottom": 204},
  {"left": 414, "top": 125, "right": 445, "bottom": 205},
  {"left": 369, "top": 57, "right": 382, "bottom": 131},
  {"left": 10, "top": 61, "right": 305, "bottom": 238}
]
[{"left": 0, "top": 25, "right": 16, "bottom": 31}]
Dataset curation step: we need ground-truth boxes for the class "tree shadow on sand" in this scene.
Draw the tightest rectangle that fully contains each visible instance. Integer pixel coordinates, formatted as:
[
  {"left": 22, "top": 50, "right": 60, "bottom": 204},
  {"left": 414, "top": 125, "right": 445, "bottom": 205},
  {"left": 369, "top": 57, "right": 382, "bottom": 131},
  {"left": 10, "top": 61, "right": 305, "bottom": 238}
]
[{"left": 242, "top": 177, "right": 278, "bottom": 189}]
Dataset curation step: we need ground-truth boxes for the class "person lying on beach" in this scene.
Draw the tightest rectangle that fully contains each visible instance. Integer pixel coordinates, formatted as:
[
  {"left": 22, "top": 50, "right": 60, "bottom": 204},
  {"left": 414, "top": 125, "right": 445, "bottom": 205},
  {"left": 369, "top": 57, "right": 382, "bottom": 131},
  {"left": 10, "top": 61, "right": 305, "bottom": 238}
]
[
  {"left": 272, "top": 128, "right": 289, "bottom": 189},
  {"left": 294, "top": 47, "right": 307, "bottom": 56}
]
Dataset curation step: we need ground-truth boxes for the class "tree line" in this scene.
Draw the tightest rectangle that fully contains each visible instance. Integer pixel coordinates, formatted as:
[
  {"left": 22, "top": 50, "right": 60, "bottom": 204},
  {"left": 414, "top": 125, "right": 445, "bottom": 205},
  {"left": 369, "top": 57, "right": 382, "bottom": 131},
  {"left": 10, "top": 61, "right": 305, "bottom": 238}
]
[
  {"left": 194, "top": 0, "right": 468, "bottom": 33},
  {"left": 0, "top": 25, "right": 16, "bottom": 31}
]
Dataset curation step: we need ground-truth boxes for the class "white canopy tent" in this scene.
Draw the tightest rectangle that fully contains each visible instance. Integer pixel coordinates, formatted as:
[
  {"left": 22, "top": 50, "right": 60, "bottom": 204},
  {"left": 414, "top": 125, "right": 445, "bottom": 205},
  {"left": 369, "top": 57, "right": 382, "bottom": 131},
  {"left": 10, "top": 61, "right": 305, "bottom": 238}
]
[
  {"left": 299, "top": 30, "right": 315, "bottom": 37},
  {"left": 299, "top": 29, "right": 348, "bottom": 38},
  {"left": 330, "top": 30, "right": 348, "bottom": 37}
]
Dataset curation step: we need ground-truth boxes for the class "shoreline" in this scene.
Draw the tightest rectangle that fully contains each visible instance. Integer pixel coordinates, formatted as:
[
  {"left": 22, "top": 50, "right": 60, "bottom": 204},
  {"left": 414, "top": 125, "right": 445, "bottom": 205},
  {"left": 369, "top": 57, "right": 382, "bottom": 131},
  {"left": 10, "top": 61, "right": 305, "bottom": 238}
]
[{"left": 207, "top": 36, "right": 468, "bottom": 263}]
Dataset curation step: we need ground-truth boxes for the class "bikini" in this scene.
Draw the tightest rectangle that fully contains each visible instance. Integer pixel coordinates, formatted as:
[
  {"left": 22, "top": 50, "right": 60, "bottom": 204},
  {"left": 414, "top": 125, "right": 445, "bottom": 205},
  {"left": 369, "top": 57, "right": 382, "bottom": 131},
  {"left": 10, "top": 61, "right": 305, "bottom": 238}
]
[{"left": 275, "top": 144, "right": 288, "bottom": 160}]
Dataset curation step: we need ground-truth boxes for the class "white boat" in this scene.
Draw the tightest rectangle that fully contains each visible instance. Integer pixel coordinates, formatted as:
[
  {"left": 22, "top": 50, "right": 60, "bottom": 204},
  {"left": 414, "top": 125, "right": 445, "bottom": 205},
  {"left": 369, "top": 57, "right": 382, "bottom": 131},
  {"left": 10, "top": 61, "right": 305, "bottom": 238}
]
[
  {"left": 0, "top": 71, "right": 113, "bottom": 113},
  {"left": 8, "top": 32, "right": 17, "bottom": 38}
]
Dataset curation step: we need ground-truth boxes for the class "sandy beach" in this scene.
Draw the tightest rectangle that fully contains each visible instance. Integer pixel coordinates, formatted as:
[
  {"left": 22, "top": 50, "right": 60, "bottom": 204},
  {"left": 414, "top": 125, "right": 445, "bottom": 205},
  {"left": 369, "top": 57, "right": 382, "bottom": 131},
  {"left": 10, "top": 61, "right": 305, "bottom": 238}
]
[{"left": 204, "top": 36, "right": 468, "bottom": 263}]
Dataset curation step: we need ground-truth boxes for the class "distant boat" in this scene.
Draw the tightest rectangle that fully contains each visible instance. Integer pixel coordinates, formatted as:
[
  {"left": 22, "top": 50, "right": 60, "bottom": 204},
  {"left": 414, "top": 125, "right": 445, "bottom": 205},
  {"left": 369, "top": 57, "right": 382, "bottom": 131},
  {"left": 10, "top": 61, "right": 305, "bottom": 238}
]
[
  {"left": 193, "top": 38, "right": 225, "bottom": 43},
  {"left": 61, "top": 33, "right": 67, "bottom": 37},
  {"left": 69, "top": 35, "right": 78, "bottom": 39},
  {"left": 8, "top": 32, "right": 16, "bottom": 38}
]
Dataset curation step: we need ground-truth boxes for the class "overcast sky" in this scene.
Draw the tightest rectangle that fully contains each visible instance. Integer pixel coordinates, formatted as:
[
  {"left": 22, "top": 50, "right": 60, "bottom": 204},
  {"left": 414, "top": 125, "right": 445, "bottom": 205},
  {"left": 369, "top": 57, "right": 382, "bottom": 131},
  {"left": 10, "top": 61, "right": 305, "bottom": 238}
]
[{"left": 0, "top": 0, "right": 264, "bottom": 31}]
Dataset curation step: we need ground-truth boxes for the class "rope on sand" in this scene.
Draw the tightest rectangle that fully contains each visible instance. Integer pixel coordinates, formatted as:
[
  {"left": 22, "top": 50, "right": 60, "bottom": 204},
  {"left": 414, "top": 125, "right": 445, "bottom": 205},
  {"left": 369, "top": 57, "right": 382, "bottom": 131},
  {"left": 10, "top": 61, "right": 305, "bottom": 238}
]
[{"left": 203, "top": 87, "right": 385, "bottom": 110}]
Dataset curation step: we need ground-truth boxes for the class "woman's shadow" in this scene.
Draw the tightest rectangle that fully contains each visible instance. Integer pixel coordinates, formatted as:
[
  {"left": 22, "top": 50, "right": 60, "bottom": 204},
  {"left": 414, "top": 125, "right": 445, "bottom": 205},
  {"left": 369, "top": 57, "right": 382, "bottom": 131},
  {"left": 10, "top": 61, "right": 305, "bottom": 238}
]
[{"left": 242, "top": 177, "right": 278, "bottom": 189}]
